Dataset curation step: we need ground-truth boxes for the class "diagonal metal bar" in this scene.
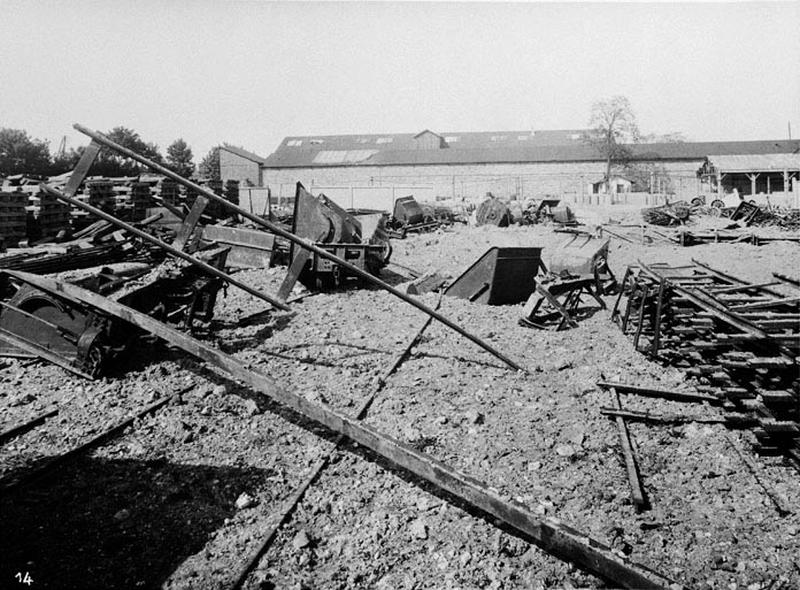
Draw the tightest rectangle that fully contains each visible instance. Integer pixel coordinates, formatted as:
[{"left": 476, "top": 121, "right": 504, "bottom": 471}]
[
  {"left": 72, "top": 124, "right": 524, "bottom": 372},
  {"left": 39, "top": 183, "right": 290, "bottom": 312},
  {"left": 2, "top": 269, "right": 676, "bottom": 589}
]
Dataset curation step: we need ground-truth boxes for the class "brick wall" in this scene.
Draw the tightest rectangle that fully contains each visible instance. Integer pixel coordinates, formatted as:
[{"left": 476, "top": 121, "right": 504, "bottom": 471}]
[
  {"left": 262, "top": 159, "right": 706, "bottom": 207},
  {"left": 220, "top": 149, "right": 261, "bottom": 186}
]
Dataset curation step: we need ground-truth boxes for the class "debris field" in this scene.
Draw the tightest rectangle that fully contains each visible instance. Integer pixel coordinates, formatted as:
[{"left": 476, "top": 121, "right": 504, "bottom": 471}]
[{"left": 0, "top": 128, "right": 799, "bottom": 590}]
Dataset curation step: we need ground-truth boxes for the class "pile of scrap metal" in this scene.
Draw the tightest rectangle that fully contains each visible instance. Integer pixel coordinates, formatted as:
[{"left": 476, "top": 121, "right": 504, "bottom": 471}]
[
  {"left": 276, "top": 184, "right": 392, "bottom": 296},
  {"left": 613, "top": 260, "right": 800, "bottom": 465},
  {"left": 674, "top": 202, "right": 800, "bottom": 245},
  {"left": 475, "top": 194, "right": 512, "bottom": 227},
  {"left": 386, "top": 196, "right": 442, "bottom": 237},
  {"left": 475, "top": 194, "right": 577, "bottom": 228},
  {"left": 0, "top": 249, "right": 228, "bottom": 378},
  {"left": 640, "top": 201, "right": 692, "bottom": 226},
  {"left": 408, "top": 234, "right": 614, "bottom": 331},
  {"left": 518, "top": 197, "right": 576, "bottom": 226},
  {"left": 0, "top": 215, "right": 168, "bottom": 274},
  {"left": 600, "top": 224, "right": 678, "bottom": 246}
]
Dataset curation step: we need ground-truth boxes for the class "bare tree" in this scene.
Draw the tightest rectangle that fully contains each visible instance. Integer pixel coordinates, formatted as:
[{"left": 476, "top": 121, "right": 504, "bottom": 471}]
[{"left": 584, "top": 96, "right": 640, "bottom": 192}]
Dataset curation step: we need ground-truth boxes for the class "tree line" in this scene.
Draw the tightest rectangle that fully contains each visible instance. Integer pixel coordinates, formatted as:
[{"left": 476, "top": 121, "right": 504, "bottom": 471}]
[{"left": 0, "top": 127, "right": 221, "bottom": 180}]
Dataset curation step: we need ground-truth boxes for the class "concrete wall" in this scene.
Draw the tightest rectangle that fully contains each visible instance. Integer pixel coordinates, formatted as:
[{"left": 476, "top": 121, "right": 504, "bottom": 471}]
[
  {"left": 261, "top": 159, "right": 708, "bottom": 209},
  {"left": 220, "top": 149, "right": 261, "bottom": 186}
]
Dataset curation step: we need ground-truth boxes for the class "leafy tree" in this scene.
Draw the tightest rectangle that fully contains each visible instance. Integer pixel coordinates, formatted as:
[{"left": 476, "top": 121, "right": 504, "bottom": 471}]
[
  {"left": 166, "top": 139, "right": 195, "bottom": 178},
  {"left": 93, "top": 126, "right": 164, "bottom": 177},
  {"left": 0, "top": 128, "right": 52, "bottom": 175},
  {"left": 198, "top": 146, "right": 221, "bottom": 181},
  {"left": 583, "top": 96, "right": 640, "bottom": 192}
]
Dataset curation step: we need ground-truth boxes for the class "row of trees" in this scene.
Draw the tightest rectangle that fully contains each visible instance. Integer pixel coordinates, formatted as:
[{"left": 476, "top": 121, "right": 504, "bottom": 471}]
[{"left": 0, "top": 127, "right": 221, "bottom": 180}]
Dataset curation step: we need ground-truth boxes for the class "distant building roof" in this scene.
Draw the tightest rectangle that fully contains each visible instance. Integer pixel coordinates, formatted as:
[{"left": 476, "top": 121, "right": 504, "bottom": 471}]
[
  {"left": 221, "top": 144, "right": 268, "bottom": 165},
  {"left": 263, "top": 130, "right": 800, "bottom": 169},
  {"left": 703, "top": 153, "right": 800, "bottom": 173}
]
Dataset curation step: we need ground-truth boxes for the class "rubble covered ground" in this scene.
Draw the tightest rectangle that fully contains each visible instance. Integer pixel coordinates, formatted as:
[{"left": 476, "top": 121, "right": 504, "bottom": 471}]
[{"left": 1, "top": 223, "right": 800, "bottom": 590}]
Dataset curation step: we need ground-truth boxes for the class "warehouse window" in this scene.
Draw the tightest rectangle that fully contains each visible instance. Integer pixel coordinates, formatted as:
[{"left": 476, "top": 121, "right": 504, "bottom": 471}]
[
  {"left": 287, "top": 139, "right": 302, "bottom": 147},
  {"left": 518, "top": 135, "right": 529, "bottom": 141},
  {"left": 445, "top": 136, "right": 460, "bottom": 143},
  {"left": 310, "top": 139, "right": 324, "bottom": 145},
  {"left": 376, "top": 137, "right": 393, "bottom": 144},
  {"left": 356, "top": 138, "right": 370, "bottom": 143},
  {"left": 490, "top": 135, "right": 507, "bottom": 141},
  {"left": 570, "top": 133, "right": 581, "bottom": 140}
]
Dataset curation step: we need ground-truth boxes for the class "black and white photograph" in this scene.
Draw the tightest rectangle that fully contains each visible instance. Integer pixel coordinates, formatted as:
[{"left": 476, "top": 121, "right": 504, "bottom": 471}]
[{"left": 1, "top": 1, "right": 799, "bottom": 588}]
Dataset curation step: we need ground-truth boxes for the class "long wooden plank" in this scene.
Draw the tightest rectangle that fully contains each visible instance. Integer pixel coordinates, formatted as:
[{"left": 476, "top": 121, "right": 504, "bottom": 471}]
[{"left": 3, "top": 269, "right": 676, "bottom": 589}]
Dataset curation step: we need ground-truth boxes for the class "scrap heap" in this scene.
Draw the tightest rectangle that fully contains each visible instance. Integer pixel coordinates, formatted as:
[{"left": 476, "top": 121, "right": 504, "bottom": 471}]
[{"left": 613, "top": 259, "right": 800, "bottom": 463}]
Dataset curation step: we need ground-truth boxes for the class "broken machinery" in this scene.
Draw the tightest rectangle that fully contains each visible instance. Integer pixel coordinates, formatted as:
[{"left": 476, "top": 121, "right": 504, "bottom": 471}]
[
  {"left": 277, "top": 183, "right": 391, "bottom": 297},
  {"left": 519, "top": 236, "right": 615, "bottom": 330},
  {"left": 0, "top": 249, "right": 229, "bottom": 378}
]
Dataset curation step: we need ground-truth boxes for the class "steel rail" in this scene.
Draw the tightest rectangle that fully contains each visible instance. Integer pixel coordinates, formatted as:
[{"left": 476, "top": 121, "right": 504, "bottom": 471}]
[
  {"left": 230, "top": 294, "right": 444, "bottom": 589},
  {"left": 72, "top": 124, "right": 524, "bottom": 372},
  {"left": 3, "top": 270, "right": 675, "bottom": 588},
  {"left": 0, "top": 407, "right": 59, "bottom": 446},
  {"left": 0, "top": 389, "right": 188, "bottom": 494},
  {"left": 40, "top": 183, "right": 291, "bottom": 312}
]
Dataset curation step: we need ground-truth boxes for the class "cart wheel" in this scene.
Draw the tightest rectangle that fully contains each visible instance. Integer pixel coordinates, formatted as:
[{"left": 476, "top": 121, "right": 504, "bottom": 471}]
[
  {"left": 691, "top": 197, "right": 703, "bottom": 207},
  {"left": 711, "top": 199, "right": 724, "bottom": 208}
]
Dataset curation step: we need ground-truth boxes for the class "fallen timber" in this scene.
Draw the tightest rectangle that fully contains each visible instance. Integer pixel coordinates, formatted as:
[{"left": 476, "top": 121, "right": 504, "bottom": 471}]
[
  {"left": 72, "top": 124, "right": 524, "bottom": 372},
  {"left": 3, "top": 270, "right": 676, "bottom": 589},
  {"left": 613, "top": 260, "right": 800, "bottom": 462}
]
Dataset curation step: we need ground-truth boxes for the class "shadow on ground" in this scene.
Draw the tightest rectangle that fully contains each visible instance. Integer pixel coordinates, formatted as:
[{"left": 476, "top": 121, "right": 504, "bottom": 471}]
[{"left": 0, "top": 456, "right": 272, "bottom": 590}]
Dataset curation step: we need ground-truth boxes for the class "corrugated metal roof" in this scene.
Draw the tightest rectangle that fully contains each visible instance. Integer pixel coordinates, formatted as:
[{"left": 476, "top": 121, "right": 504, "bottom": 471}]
[
  {"left": 705, "top": 153, "right": 800, "bottom": 173},
  {"left": 262, "top": 138, "right": 800, "bottom": 169},
  {"left": 221, "top": 144, "right": 268, "bottom": 165}
]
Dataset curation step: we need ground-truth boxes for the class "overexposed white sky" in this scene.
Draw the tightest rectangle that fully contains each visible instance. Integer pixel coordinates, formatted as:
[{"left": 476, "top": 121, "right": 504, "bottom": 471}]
[{"left": 1, "top": 1, "right": 798, "bottom": 161}]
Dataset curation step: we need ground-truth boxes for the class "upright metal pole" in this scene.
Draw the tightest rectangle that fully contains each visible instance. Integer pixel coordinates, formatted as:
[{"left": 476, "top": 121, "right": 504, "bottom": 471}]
[{"left": 72, "top": 124, "right": 524, "bottom": 372}]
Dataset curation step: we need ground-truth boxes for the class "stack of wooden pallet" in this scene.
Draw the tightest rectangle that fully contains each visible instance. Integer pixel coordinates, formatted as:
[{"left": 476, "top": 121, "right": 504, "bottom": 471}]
[
  {"left": 613, "top": 259, "right": 800, "bottom": 463},
  {"left": 0, "top": 191, "right": 28, "bottom": 247},
  {"left": 25, "top": 187, "right": 71, "bottom": 240},
  {"left": 156, "top": 178, "right": 181, "bottom": 206},
  {"left": 110, "top": 180, "right": 151, "bottom": 222},
  {"left": 86, "top": 180, "right": 115, "bottom": 213}
]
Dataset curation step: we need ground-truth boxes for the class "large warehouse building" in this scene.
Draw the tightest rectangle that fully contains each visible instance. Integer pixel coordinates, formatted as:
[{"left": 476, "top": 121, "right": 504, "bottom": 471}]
[{"left": 220, "top": 129, "right": 800, "bottom": 211}]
